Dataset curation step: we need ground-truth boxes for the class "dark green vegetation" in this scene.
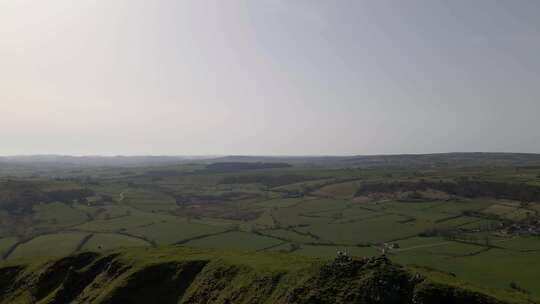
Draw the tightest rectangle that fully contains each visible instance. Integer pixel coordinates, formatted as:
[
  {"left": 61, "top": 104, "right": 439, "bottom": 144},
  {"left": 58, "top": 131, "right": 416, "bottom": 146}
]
[
  {"left": 0, "top": 246, "right": 531, "bottom": 304},
  {"left": 1, "top": 153, "right": 540, "bottom": 302},
  {"left": 0, "top": 180, "right": 95, "bottom": 215},
  {"left": 204, "top": 162, "right": 292, "bottom": 172},
  {"left": 355, "top": 180, "right": 540, "bottom": 202}
]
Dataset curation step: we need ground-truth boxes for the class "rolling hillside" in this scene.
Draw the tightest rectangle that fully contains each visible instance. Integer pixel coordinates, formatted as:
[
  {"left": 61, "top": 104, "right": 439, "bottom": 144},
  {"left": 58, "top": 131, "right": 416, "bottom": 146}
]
[{"left": 0, "top": 246, "right": 533, "bottom": 304}]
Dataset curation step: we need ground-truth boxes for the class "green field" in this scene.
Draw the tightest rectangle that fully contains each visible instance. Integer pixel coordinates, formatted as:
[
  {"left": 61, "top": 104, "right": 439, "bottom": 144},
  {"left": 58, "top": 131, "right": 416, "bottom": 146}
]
[
  {"left": 81, "top": 233, "right": 150, "bottom": 251},
  {"left": 183, "top": 231, "right": 282, "bottom": 251},
  {"left": 1, "top": 154, "right": 540, "bottom": 299},
  {"left": 0, "top": 237, "right": 17, "bottom": 258},
  {"left": 8, "top": 232, "right": 89, "bottom": 260}
]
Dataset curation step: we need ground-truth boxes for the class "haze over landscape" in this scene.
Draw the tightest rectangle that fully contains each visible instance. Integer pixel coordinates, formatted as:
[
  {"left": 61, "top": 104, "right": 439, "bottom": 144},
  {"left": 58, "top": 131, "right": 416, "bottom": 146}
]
[
  {"left": 2, "top": 0, "right": 540, "bottom": 156},
  {"left": 2, "top": 2, "right": 540, "bottom": 304}
]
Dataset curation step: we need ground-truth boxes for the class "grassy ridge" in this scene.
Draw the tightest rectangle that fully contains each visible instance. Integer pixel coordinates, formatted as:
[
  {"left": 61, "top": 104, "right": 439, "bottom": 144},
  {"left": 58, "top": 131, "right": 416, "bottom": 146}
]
[{"left": 0, "top": 246, "right": 534, "bottom": 304}]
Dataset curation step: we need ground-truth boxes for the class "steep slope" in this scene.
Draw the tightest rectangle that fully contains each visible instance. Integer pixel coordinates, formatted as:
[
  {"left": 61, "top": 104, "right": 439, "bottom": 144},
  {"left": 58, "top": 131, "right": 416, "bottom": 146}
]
[{"left": 0, "top": 246, "right": 534, "bottom": 304}]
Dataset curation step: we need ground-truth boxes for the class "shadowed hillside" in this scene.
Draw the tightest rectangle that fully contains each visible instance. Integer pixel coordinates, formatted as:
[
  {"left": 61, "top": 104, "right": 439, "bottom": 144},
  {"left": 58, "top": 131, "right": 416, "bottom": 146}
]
[{"left": 0, "top": 246, "right": 534, "bottom": 304}]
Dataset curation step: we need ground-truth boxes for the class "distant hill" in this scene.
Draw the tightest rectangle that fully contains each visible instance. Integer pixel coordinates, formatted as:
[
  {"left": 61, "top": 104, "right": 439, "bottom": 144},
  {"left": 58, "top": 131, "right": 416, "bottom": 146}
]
[
  {"left": 0, "top": 246, "right": 531, "bottom": 304},
  {"left": 204, "top": 155, "right": 345, "bottom": 164},
  {"left": 204, "top": 162, "right": 292, "bottom": 172},
  {"left": 2, "top": 152, "right": 540, "bottom": 170},
  {"left": 0, "top": 155, "right": 211, "bottom": 168},
  {"left": 340, "top": 152, "right": 540, "bottom": 168},
  {"left": 205, "top": 152, "right": 540, "bottom": 168}
]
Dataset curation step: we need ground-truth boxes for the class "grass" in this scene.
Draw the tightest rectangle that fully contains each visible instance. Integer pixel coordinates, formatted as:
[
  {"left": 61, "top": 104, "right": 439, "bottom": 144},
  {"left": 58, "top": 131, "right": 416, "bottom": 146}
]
[
  {"left": 32, "top": 202, "right": 89, "bottom": 230},
  {"left": 183, "top": 231, "right": 283, "bottom": 251},
  {"left": 297, "top": 214, "right": 430, "bottom": 244},
  {"left": 380, "top": 201, "right": 461, "bottom": 221},
  {"left": 2, "top": 245, "right": 533, "bottom": 304},
  {"left": 293, "top": 244, "right": 379, "bottom": 258},
  {"left": 394, "top": 236, "right": 447, "bottom": 248},
  {"left": 81, "top": 233, "right": 150, "bottom": 251},
  {"left": 126, "top": 218, "right": 228, "bottom": 245},
  {"left": 9, "top": 232, "right": 88, "bottom": 260},
  {"left": 258, "top": 229, "right": 318, "bottom": 243},
  {"left": 83, "top": 204, "right": 133, "bottom": 220},
  {"left": 338, "top": 206, "right": 382, "bottom": 221},
  {"left": 122, "top": 188, "right": 177, "bottom": 213},
  {"left": 74, "top": 209, "right": 172, "bottom": 232},
  {"left": 251, "top": 198, "right": 305, "bottom": 209},
  {"left": 482, "top": 203, "right": 532, "bottom": 221},
  {"left": 498, "top": 236, "right": 540, "bottom": 251},
  {"left": 0, "top": 237, "right": 17, "bottom": 257},
  {"left": 313, "top": 180, "right": 363, "bottom": 198},
  {"left": 393, "top": 243, "right": 540, "bottom": 297}
]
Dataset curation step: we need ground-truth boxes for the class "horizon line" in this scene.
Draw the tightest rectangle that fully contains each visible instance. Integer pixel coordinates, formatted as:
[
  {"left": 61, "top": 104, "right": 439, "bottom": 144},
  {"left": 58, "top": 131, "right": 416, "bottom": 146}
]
[{"left": 2, "top": 151, "right": 540, "bottom": 158}]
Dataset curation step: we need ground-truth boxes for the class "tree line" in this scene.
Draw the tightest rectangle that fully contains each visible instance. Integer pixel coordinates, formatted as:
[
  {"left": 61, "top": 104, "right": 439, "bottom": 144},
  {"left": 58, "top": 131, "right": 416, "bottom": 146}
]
[
  {"left": 355, "top": 180, "right": 540, "bottom": 202},
  {"left": 0, "top": 181, "right": 95, "bottom": 215}
]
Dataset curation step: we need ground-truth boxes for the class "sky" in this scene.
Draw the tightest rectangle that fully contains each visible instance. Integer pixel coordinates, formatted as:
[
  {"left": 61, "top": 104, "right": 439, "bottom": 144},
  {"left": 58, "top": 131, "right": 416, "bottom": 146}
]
[{"left": 1, "top": 0, "right": 539, "bottom": 156}]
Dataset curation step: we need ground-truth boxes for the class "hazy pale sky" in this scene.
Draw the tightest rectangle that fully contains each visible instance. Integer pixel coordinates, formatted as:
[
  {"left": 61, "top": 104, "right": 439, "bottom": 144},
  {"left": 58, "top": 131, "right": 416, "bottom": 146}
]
[{"left": 1, "top": 0, "right": 539, "bottom": 156}]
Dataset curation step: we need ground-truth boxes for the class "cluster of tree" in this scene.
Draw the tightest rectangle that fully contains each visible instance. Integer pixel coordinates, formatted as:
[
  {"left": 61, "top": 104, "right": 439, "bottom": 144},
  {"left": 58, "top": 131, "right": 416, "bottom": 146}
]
[
  {"left": 284, "top": 191, "right": 304, "bottom": 198},
  {"left": 220, "top": 174, "right": 318, "bottom": 188},
  {"left": 174, "top": 191, "right": 259, "bottom": 206},
  {"left": 446, "top": 233, "right": 493, "bottom": 247},
  {"left": 143, "top": 170, "right": 184, "bottom": 178},
  {"left": 0, "top": 181, "right": 95, "bottom": 215},
  {"left": 398, "top": 191, "right": 425, "bottom": 202},
  {"left": 355, "top": 180, "right": 540, "bottom": 202},
  {"left": 205, "top": 162, "right": 291, "bottom": 172},
  {"left": 44, "top": 189, "right": 95, "bottom": 204},
  {"left": 419, "top": 227, "right": 456, "bottom": 238},
  {"left": 461, "top": 210, "right": 500, "bottom": 220},
  {"left": 509, "top": 282, "right": 530, "bottom": 294},
  {"left": 420, "top": 228, "right": 494, "bottom": 246}
]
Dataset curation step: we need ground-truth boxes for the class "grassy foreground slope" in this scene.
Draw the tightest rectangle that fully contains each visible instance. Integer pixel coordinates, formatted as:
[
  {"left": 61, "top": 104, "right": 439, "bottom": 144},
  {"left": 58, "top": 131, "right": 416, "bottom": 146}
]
[{"left": 0, "top": 246, "right": 534, "bottom": 304}]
